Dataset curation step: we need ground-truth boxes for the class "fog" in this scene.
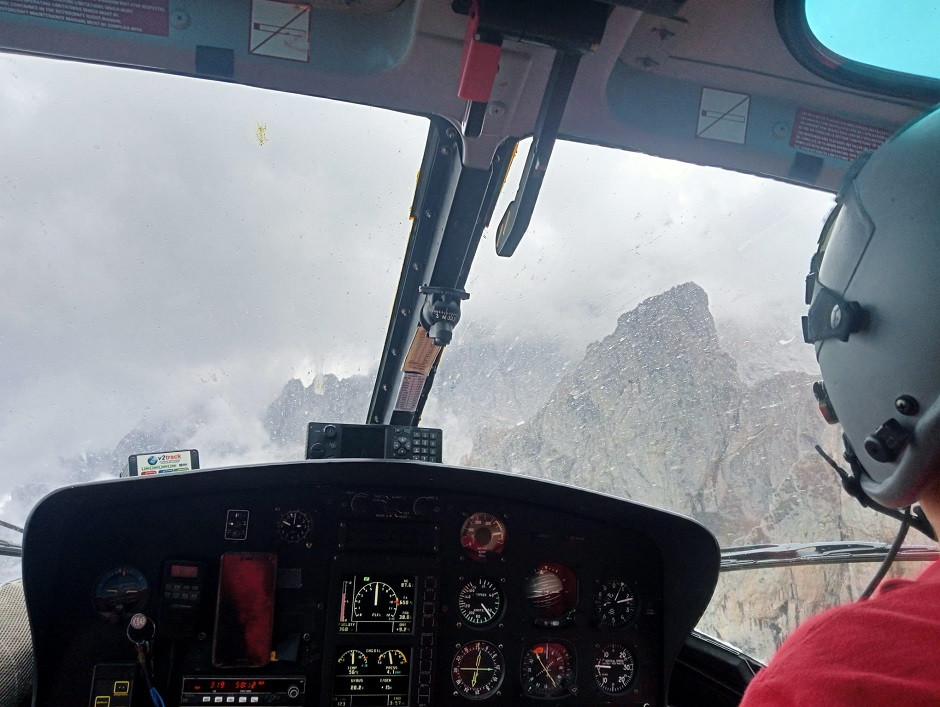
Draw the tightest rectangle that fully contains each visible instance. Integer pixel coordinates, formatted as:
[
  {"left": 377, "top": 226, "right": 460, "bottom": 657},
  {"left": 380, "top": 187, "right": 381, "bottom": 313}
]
[{"left": 0, "top": 52, "right": 833, "bottom": 533}]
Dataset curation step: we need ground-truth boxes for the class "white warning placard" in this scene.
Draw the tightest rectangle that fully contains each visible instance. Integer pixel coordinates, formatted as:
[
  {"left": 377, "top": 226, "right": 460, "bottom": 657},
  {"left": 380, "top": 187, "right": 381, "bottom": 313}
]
[
  {"left": 395, "top": 372, "right": 427, "bottom": 413},
  {"left": 697, "top": 88, "right": 750, "bottom": 144},
  {"left": 250, "top": 0, "right": 311, "bottom": 62}
]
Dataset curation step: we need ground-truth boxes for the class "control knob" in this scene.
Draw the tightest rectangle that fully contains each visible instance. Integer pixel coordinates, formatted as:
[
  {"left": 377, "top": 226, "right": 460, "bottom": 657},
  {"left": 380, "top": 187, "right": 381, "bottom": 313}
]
[{"left": 413, "top": 496, "right": 431, "bottom": 516}]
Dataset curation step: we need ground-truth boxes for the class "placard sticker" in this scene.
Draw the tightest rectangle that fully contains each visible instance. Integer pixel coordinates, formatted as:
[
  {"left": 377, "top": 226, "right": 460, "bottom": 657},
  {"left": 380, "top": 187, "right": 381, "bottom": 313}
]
[
  {"left": 790, "top": 108, "right": 891, "bottom": 162},
  {"left": 135, "top": 450, "right": 195, "bottom": 476},
  {"left": 395, "top": 372, "right": 426, "bottom": 413},
  {"left": 250, "top": 0, "right": 311, "bottom": 62},
  {"left": 403, "top": 327, "right": 442, "bottom": 376},
  {"left": 697, "top": 88, "right": 750, "bottom": 144},
  {"left": 0, "top": 0, "right": 169, "bottom": 36}
]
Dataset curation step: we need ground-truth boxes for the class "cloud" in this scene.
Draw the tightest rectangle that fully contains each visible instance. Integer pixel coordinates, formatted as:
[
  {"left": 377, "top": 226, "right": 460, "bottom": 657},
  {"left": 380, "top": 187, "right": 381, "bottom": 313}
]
[
  {"left": 0, "top": 53, "right": 835, "bottom": 518},
  {"left": 0, "top": 54, "right": 426, "bottom": 497},
  {"left": 467, "top": 141, "right": 833, "bottom": 357}
]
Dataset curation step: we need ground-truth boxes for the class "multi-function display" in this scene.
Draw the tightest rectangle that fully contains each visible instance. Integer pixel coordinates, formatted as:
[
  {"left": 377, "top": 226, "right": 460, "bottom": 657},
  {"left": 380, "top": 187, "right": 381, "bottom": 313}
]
[
  {"left": 337, "top": 575, "right": 416, "bottom": 634},
  {"left": 332, "top": 647, "right": 411, "bottom": 706}
]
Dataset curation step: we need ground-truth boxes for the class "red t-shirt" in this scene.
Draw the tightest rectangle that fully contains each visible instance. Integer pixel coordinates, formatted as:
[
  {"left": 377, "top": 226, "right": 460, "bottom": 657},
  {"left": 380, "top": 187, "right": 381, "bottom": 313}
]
[{"left": 740, "top": 560, "right": 940, "bottom": 706}]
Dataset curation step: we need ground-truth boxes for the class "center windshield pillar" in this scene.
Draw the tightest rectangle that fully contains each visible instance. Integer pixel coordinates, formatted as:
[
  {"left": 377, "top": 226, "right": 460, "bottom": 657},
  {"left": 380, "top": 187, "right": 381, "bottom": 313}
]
[{"left": 367, "top": 119, "right": 514, "bottom": 427}]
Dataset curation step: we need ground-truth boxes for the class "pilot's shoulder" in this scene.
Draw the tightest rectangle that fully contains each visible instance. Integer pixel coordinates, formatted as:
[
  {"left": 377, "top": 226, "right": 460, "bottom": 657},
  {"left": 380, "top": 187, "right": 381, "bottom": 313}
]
[{"left": 740, "top": 573, "right": 940, "bottom": 707}]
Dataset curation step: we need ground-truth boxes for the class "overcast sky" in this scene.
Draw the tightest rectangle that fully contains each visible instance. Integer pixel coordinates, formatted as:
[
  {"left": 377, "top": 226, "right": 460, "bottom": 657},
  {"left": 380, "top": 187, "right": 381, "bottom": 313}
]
[{"left": 0, "top": 52, "right": 834, "bottom": 525}]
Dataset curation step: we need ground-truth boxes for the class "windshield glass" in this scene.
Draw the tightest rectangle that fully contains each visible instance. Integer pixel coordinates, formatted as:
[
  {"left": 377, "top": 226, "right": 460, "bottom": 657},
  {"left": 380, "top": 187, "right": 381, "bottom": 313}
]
[
  {"left": 421, "top": 139, "right": 933, "bottom": 661},
  {"left": 0, "top": 53, "right": 931, "bottom": 661},
  {"left": 804, "top": 0, "right": 940, "bottom": 80},
  {"left": 0, "top": 54, "right": 427, "bottom": 576}
]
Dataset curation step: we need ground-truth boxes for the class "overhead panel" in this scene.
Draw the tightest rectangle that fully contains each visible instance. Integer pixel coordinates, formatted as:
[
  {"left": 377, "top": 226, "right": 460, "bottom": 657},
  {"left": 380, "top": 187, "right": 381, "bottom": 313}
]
[
  {"left": 308, "top": 0, "right": 406, "bottom": 14},
  {"left": 601, "top": 0, "right": 920, "bottom": 190},
  {"left": 0, "top": 0, "right": 419, "bottom": 79}
]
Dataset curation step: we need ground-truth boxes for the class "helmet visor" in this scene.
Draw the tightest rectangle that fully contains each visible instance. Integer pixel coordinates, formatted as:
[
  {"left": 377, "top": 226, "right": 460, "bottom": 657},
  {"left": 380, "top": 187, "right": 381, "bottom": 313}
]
[{"left": 816, "top": 183, "right": 876, "bottom": 296}]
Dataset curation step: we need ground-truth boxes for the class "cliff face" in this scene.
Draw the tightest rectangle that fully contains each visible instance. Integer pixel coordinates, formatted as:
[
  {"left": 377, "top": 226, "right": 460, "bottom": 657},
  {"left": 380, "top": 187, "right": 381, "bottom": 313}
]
[
  {"left": 464, "top": 283, "right": 840, "bottom": 546},
  {"left": 263, "top": 373, "right": 374, "bottom": 457},
  {"left": 462, "top": 282, "right": 920, "bottom": 660}
]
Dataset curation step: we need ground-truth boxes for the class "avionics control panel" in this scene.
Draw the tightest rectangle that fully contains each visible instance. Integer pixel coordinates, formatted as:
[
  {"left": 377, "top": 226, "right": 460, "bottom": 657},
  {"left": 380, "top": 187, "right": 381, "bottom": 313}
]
[
  {"left": 22, "top": 461, "right": 718, "bottom": 706},
  {"left": 306, "top": 423, "right": 443, "bottom": 463}
]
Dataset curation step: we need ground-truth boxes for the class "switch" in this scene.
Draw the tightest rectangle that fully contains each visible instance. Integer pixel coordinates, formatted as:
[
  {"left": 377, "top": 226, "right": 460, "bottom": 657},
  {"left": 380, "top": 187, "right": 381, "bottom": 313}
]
[{"left": 224, "top": 509, "right": 250, "bottom": 540}]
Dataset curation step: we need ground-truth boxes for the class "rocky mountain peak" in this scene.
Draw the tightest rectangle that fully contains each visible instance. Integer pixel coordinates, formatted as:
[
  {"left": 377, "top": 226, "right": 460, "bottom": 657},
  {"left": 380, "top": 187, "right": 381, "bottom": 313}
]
[
  {"left": 615, "top": 281, "right": 712, "bottom": 335},
  {"left": 586, "top": 282, "right": 733, "bottom": 400},
  {"left": 465, "top": 282, "right": 835, "bottom": 545}
]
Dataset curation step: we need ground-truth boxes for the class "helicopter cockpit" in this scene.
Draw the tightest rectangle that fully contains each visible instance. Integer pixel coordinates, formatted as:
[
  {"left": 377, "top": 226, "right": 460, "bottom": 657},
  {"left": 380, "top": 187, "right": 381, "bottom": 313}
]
[{"left": 0, "top": 1, "right": 938, "bottom": 706}]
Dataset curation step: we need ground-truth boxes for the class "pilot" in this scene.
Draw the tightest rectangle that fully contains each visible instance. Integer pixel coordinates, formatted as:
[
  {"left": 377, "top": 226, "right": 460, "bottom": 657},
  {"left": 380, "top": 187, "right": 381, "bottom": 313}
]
[{"left": 740, "top": 105, "right": 940, "bottom": 705}]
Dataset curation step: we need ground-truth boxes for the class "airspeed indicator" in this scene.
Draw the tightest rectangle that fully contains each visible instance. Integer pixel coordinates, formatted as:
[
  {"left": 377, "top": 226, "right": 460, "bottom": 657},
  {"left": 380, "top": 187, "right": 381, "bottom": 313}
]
[{"left": 457, "top": 577, "right": 503, "bottom": 628}]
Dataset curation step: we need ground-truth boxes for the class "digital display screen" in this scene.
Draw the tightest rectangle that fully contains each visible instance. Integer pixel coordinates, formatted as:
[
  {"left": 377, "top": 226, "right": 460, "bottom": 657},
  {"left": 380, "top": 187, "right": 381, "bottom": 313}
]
[
  {"left": 171, "top": 563, "right": 200, "bottom": 579},
  {"left": 332, "top": 647, "right": 410, "bottom": 706},
  {"left": 179, "top": 677, "right": 306, "bottom": 705},
  {"left": 339, "top": 426, "right": 386, "bottom": 458},
  {"left": 338, "top": 575, "right": 416, "bottom": 634},
  {"left": 212, "top": 553, "right": 277, "bottom": 668},
  {"left": 182, "top": 677, "right": 302, "bottom": 694}
]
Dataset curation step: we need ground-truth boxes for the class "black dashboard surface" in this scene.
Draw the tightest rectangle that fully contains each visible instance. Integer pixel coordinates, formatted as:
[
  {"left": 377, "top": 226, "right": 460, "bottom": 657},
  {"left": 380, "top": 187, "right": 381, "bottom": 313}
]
[{"left": 22, "top": 461, "right": 718, "bottom": 706}]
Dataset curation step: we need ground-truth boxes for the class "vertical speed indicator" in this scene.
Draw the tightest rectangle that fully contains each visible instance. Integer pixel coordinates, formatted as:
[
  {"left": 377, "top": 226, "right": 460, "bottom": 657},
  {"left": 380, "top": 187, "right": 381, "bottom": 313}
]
[{"left": 593, "top": 643, "right": 636, "bottom": 695}]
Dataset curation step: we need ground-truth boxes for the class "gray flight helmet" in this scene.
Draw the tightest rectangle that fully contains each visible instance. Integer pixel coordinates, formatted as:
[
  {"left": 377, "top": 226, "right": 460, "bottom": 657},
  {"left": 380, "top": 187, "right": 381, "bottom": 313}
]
[{"left": 803, "top": 106, "right": 940, "bottom": 508}]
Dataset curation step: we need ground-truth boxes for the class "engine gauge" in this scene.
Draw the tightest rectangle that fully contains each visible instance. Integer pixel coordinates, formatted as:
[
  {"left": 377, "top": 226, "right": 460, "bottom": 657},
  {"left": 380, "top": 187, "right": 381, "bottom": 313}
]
[
  {"left": 379, "top": 648, "right": 409, "bottom": 670},
  {"left": 460, "top": 512, "right": 507, "bottom": 562},
  {"left": 337, "top": 649, "right": 368, "bottom": 672},
  {"left": 354, "top": 580, "right": 401, "bottom": 621},
  {"left": 521, "top": 641, "right": 576, "bottom": 698},
  {"left": 93, "top": 566, "right": 150, "bottom": 621},
  {"left": 524, "top": 562, "right": 576, "bottom": 619},
  {"left": 593, "top": 643, "right": 636, "bottom": 695},
  {"left": 457, "top": 577, "right": 504, "bottom": 628},
  {"left": 276, "top": 509, "right": 311, "bottom": 542},
  {"left": 595, "top": 580, "right": 638, "bottom": 627},
  {"left": 451, "top": 640, "right": 505, "bottom": 700}
]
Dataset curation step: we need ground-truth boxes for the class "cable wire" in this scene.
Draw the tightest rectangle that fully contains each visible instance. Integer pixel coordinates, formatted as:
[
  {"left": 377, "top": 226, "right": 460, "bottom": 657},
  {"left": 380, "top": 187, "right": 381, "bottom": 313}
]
[{"left": 859, "top": 507, "right": 911, "bottom": 601}]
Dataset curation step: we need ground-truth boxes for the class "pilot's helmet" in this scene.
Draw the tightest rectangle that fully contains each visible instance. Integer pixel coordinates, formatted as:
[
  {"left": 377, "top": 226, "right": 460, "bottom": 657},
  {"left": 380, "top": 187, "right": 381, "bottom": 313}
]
[{"left": 802, "top": 105, "right": 940, "bottom": 508}]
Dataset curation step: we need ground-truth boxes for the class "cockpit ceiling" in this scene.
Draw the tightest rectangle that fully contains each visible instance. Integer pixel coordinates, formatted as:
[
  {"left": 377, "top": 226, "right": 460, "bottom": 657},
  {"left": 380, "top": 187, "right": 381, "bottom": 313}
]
[
  {"left": 0, "top": 0, "right": 930, "bottom": 187},
  {"left": 308, "top": 0, "right": 407, "bottom": 15}
]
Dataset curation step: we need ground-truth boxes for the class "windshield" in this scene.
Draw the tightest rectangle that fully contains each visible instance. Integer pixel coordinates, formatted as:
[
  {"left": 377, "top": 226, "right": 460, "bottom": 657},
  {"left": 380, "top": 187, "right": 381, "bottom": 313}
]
[
  {"left": 0, "top": 53, "right": 931, "bottom": 661},
  {"left": 804, "top": 0, "right": 940, "bottom": 80},
  {"left": 0, "top": 53, "right": 427, "bottom": 559}
]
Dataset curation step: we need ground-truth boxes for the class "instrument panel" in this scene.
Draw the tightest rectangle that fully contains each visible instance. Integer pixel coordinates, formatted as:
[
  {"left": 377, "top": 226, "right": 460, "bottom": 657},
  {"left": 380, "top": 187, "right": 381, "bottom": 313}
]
[{"left": 22, "top": 461, "right": 718, "bottom": 706}]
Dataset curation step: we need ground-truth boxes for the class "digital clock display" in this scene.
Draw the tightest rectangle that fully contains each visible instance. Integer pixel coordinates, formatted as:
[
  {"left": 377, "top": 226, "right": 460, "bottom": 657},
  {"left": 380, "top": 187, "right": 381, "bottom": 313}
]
[
  {"left": 184, "top": 679, "right": 273, "bottom": 692},
  {"left": 180, "top": 677, "right": 305, "bottom": 704}
]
